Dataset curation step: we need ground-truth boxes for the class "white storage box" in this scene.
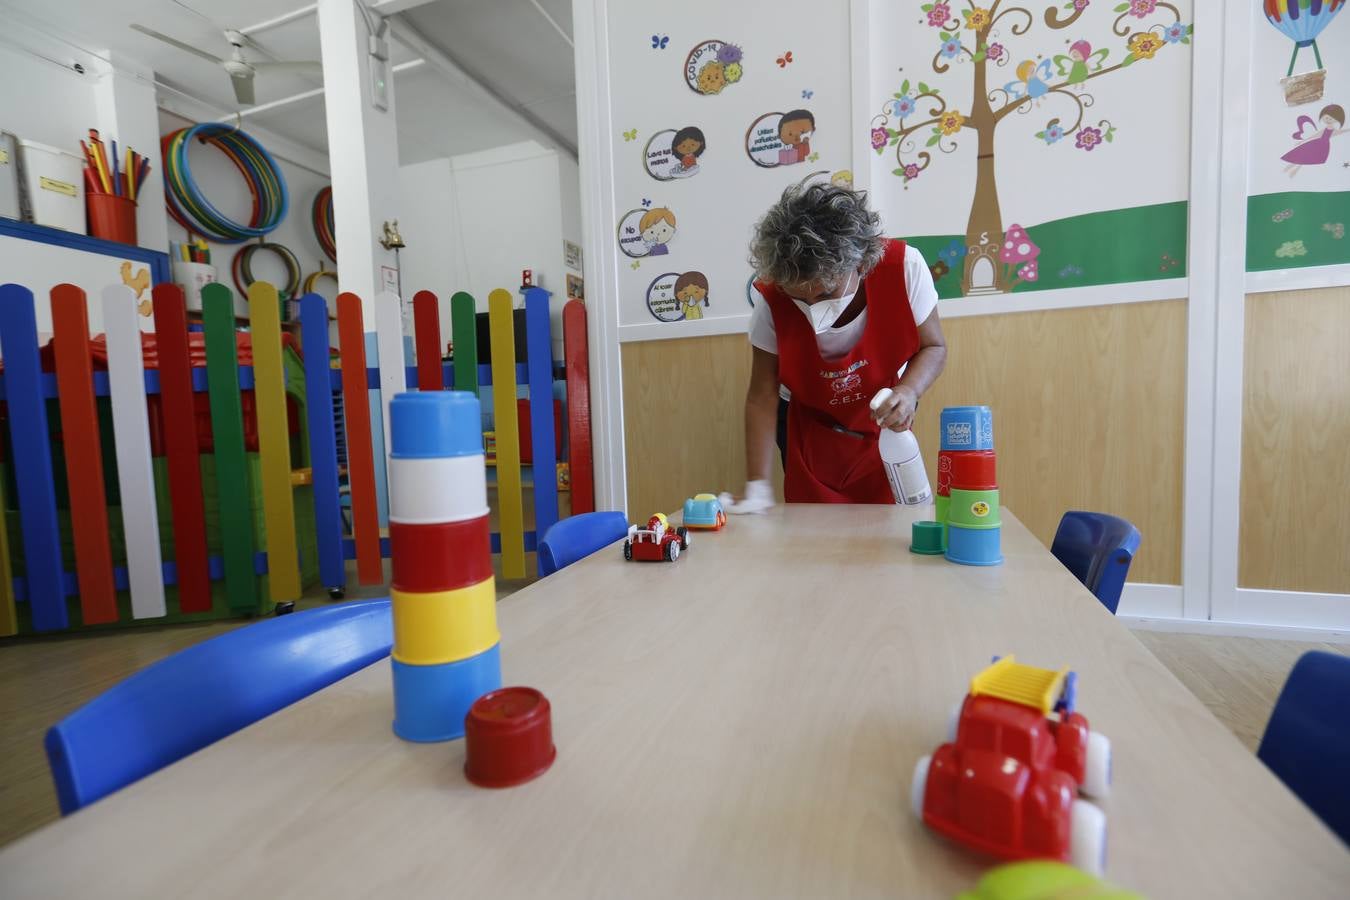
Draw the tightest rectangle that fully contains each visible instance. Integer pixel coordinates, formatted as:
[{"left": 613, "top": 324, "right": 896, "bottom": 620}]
[
  {"left": 0, "top": 132, "right": 21, "bottom": 221},
  {"left": 18, "top": 139, "right": 85, "bottom": 234}
]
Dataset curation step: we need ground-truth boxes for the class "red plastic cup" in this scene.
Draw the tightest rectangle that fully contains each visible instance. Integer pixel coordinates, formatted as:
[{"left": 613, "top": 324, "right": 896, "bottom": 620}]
[
  {"left": 464, "top": 687, "right": 556, "bottom": 788},
  {"left": 939, "top": 449, "right": 997, "bottom": 491},
  {"left": 389, "top": 516, "right": 492, "bottom": 592}
]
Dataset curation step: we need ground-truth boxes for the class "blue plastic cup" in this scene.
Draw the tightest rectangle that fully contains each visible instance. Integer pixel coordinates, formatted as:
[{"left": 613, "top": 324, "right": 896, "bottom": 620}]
[
  {"left": 945, "top": 523, "right": 1003, "bottom": 566},
  {"left": 391, "top": 644, "right": 502, "bottom": 742},
  {"left": 940, "top": 406, "right": 994, "bottom": 451}
]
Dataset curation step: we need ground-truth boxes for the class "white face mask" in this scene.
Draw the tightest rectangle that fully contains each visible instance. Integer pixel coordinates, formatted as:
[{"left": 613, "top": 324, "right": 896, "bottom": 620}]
[{"left": 792, "top": 271, "right": 860, "bottom": 334}]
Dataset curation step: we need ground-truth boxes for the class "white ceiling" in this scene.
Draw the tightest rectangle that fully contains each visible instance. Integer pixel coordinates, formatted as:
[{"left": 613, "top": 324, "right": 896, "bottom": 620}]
[{"left": 7, "top": 0, "right": 577, "bottom": 164}]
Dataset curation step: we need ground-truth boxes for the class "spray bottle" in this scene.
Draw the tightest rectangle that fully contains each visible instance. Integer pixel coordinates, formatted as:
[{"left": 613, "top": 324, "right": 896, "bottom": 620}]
[{"left": 870, "top": 382, "right": 932, "bottom": 505}]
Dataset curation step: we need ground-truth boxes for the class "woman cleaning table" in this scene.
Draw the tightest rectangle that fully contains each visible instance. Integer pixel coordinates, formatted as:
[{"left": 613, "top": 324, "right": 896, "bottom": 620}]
[{"left": 727, "top": 180, "right": 947, "bottom": 510}]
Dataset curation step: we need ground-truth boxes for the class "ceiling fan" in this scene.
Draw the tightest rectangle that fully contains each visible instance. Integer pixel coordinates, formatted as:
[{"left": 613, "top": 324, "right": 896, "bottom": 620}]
[{"left": 130, "top": 24, "right": 321, "bottom": 106}]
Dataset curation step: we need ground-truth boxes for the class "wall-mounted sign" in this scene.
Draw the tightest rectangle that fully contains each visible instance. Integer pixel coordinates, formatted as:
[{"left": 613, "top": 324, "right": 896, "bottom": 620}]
[
  {"left": 685, "top": 39, "right": 744, "bottom": 95},
  {"left": 644, "top": 126, "right": 707, "bottom": 180},
  {"left": 745, "top": 109, "right": 815, "bottom": 167},
  {"left": 646, "top": 270, "right": 710, "bottom": 322},
  {"left": 617, "top": 206, "right": 678, "bottom": 258}
]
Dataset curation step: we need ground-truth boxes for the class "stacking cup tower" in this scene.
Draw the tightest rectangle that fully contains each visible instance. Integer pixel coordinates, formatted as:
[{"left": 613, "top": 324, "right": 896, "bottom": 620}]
[
  {"left": 937, "top": 405, "right": 1002, "bottom": 566},
  {"left": 388, "top": 392, "right": 502, "bottom": 742}
]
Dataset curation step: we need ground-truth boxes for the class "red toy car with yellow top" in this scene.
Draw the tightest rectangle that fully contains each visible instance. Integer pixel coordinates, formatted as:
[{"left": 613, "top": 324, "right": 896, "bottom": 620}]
[
  {"left": 912, "top": 656, "right": 1112, "bottom": 875},
  {"left": 623, "top": 513, "right": 689, "bottom": 562}
]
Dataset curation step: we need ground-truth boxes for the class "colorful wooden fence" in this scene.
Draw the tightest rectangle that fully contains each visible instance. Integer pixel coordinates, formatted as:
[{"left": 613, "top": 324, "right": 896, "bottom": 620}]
[{"left": 0, "top": 280, "right": 594, "bottom": 636}]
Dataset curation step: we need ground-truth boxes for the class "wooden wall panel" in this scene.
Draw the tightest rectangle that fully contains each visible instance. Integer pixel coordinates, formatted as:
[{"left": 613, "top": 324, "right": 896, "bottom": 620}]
[
  {"left": 622, "top": 300, "right": 1186, "bottom": 584},
  {"left": 1239, "top": 287, "right": 1350, "bottom": 594}
]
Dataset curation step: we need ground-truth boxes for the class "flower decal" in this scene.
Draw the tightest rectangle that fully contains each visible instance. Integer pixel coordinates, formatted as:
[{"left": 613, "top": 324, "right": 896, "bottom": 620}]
[
  {"left": 871, "top": 127, "right": 888, "bottom": 151},
  {"left": 930, "top": 260, "right": 950, "bottom": 280},
  {"left": 939, "top": 36, "right": 962, "bottom": 59},
  {"left": 1127, "top": 0, "right": 1157, "bottom": 18},
  {"left": 1037, "top": 121, "right": 1065, "bottom": 144},
  {"left": 924, "top": 2, "right": 952, "bottom": 27},
  {"left": 1162, "top": 22, "right": 1188, "bottom": 44},
  {"left": 891, "top": 94, "right": 917, "bottom": 118},
  {"left": 1073, "top": 0, "right": 1091, "bottom": 9},
  {"left": 902, "top": 162, "right": 922, "bottom": 181},
  {"left": 938, "top": 238, "right": 967, "bottom": 267},
  {"left": 986, "top": 42, "right": 1005, "bottom": 61},
  {"left": 1275, "top": 240, "right": 1308, "bottom": 258},
  {"left": 938, "top": 110, "right": 966, "bottom": 135},
  {"left": 1075, "top": 126, "right": 1104, "bottom": 151},
  {"left": 1127, "top": 31, "right": 1164, "bottom": 60},
  {"left": 963, "top": 7, "right": 992, "bottom": 30}
]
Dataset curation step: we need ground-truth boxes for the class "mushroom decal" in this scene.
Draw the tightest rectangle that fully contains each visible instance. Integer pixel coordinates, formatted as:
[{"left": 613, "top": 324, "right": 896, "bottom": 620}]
[{"left": 1000, "top": 223, "right": 1041, "bottom": 287}]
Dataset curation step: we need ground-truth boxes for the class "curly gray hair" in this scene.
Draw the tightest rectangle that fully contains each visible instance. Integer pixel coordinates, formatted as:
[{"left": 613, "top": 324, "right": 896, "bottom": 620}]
[{"left": 749, "top": 180, "right": 885, "bottom": 290}]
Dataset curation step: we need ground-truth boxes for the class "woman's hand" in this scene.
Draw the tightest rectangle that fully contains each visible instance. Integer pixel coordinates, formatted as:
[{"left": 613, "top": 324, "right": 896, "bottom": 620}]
[
  {"left": 871, "top": 383, "right": 918, "bottom": 432},
  {"left": 718, "top": 480, "right": 775, "bottom": 515}
]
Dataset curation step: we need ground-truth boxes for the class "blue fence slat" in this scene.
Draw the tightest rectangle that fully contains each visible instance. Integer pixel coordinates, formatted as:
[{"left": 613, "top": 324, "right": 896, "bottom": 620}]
[
  {"left": 0, "top": 285, "right": 68, "bottom": 631},
  {"left": 300, "top": 293, "right": 346, "bottom": 591},
  {"left": 524, "top": 287, "right": 559, "bottom": 572},
  {"left": 12, "top": 550, "right": 287, "bottom": 603}
]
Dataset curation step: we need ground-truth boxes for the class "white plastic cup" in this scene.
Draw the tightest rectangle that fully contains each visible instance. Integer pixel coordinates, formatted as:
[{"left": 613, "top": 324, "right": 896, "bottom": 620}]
[{"left": 388, "top": 456, "right": 489, "bottom": 524}]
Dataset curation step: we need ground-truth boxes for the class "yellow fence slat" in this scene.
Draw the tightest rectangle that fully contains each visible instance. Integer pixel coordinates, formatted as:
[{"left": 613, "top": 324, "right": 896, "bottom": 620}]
[
  {"left": 248, "top": 282, "right": 301, "bottom": 601},
  {"left": 488, "top": 289, "right": 525, "bottom": 579}
]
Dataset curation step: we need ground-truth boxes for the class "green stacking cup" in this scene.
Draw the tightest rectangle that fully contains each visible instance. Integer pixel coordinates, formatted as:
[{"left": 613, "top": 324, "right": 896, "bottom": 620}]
[
  {"left": 948, "top": 488, "right": 1000, "bottom": 529},
  {"left": 934, "top": 494, "right": 951, "bottom": 549},
  {"left": 911, "top": 521, "right": 945, "bottom": 555}
]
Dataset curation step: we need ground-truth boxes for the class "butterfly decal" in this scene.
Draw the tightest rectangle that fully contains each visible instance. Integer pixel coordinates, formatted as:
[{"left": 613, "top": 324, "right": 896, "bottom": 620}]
[
  {"left": 807, "top": 152, "right": 820, "bottom": 163},
  {"left": 630, "top": 260, "right": 642, "bottom": 269},
  {"left": 801, "top": 89, "right": 814, "bottom": 99},
  {"left": 651, "top": 34, "right": 669, "bottom": 50},
  {"left": 777, "top": 51, "right": 793, "bottom": 67},
  {"left": 641, "top": 198, "right": 652, "bottom": 208},
  {"left": 622, "top": 129, "right": 638, "bottom": 142}
]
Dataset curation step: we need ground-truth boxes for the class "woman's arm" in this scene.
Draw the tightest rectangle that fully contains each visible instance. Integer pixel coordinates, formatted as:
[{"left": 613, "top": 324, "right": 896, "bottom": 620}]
[
  {"left": 873, "top": 308, "right": 948, "bottom": 431},
  {"left": 745, "top": 347, "right": 781, "bottom": 482}
]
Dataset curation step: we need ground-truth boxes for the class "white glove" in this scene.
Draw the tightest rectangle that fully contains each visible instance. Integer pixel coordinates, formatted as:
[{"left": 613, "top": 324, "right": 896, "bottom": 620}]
[{"left": 719, "top": 479, "right": 775, "bottom": 515}]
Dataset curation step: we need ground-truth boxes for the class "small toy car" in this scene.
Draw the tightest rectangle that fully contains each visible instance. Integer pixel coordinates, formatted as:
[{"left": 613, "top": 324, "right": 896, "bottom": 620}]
[
  {"left": 957, "top": 861, "right": 1142, "bottom": 900},
  {"left": 623, "top": 513, "right": 689, "bottom": 562},
  {"left": 681, "top": 493, "right": 726, "bottom": 531},
  {"left": 912, "top": 656, "right": 1112, "bottom": 875}
]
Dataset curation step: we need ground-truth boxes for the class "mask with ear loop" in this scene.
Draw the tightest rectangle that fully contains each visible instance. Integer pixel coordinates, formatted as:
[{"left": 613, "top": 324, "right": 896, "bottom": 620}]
[{"left": 792, "top": 270, "right": 861, "bottom": 334}]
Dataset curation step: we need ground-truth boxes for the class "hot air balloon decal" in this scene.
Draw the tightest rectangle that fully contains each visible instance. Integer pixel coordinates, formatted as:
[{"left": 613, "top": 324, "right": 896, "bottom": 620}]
[{"left": 1263, "top": 0, "right": 1345, "bottom": 105}]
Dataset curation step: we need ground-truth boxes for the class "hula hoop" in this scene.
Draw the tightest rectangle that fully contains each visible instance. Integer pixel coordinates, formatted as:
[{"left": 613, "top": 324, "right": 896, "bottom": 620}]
[
  {"left": 232, "top": 241, "right": 302, "bottom": 300},
  {"left": 312, "top": 186, "right": 336, "bottom": 261},
  {"left": 162, "top": 123, "right": 288, "bottom": 243}
]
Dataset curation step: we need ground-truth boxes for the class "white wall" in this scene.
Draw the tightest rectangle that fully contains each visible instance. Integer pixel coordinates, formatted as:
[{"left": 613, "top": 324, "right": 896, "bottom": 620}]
[
  {"left": 159, "top": 110, "right": 332, "bottom": 303},
  {"left": 397, "top": 140, "right": 575, "bottom": 357}
]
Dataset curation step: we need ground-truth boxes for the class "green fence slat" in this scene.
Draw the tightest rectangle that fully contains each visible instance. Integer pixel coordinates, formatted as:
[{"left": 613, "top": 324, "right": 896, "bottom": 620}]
[
  {"left": 451, "top": 291, "right": 478, "bottom": 394},
  {"left": 202, "top": 283, "right": 258, "bottom": 612}
]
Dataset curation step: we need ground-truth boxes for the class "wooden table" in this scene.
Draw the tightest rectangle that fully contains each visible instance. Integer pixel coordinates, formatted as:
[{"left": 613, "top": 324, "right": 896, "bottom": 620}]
[{"left": 2, "top": 507, "right": 1346, "bottom": 898}]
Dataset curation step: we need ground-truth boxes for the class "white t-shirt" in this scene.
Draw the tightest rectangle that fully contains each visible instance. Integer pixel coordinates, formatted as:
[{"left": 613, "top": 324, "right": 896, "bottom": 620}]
[{"left": 748, "top": 244, "right": 938, "bottom": 359}]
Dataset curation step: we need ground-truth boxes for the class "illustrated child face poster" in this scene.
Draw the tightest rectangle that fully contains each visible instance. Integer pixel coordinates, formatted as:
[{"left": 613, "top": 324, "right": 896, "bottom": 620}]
[
  {"left": 646, "top": 270, "right": 710, "bottom": 322},
  {"left": 618, "top": 206, "right": 678, "bottom": 258},
  {"left": 645, "top": 126, "right": 708, "bottom": 180},
  {"left": 746, "top": 109, "right": 816, "bottom": 167}
]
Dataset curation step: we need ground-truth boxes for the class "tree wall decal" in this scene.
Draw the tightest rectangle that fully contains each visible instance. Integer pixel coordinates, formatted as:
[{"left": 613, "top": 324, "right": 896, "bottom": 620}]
[{"left": 872, "top": 1, "right": 1192, "bottom": 296}]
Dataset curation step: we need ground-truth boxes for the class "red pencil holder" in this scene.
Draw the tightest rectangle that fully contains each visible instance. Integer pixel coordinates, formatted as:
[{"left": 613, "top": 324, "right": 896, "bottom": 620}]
[
  {"left": 939, "top": 449, "right": 997, "bottom": 492},
  {"left": 87, "top": 193, "right": 138, "bottom": 245}
]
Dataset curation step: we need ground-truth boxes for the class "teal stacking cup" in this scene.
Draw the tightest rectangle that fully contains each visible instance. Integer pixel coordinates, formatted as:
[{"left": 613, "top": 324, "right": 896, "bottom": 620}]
[{"left": 911, "top": 521, "right": 945, "bottom": 555}]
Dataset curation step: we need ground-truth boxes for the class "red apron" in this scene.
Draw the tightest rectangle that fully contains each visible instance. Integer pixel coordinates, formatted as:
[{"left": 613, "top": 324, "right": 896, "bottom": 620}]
[{"left": 758, "top": 239, "right": 920, "bottom": 503}]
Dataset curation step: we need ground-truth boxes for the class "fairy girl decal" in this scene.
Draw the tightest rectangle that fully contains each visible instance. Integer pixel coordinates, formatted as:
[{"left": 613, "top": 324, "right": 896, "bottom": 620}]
[{"left": 1282, "top": 104, "right": 1347, "bottom": 177}]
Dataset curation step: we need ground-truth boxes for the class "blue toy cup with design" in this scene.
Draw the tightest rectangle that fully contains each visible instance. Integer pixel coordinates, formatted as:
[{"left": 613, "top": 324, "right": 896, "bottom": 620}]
[
  {"left": 940, "top": 406, "right": 994, "bottom": 451},
  {"left": 945, "top": 523, "right": 1003, "bottom": 566}
]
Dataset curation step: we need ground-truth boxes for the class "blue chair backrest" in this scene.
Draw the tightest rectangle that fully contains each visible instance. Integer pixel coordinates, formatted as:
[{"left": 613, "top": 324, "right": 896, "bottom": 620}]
[
  {"left": 1049, "top": 511, "right": 1141, "bottom": 614},
  {"left": 538, "top": 511, "right": 630, "bottom": 576},
  {"left": 45, "top": 600, "right": 392, "bottom": 815},
  {"left": 1258, "top": 651, "right": 1350, "bottom": 845}
]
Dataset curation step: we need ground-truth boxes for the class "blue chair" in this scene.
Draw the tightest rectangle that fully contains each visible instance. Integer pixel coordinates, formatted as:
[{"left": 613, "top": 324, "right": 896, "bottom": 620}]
[
  {"left": 1258, "top": 651, "right": 1350, "bottom": 845},
  {"left": 1049, "top": 511, "right": 1141, "bottom": 614},
  {"left": 45, "top": 599, "right": 392, "bottom": 815},
  {"left": 537, "top": 511, "right": 630, "bottom": 576}
]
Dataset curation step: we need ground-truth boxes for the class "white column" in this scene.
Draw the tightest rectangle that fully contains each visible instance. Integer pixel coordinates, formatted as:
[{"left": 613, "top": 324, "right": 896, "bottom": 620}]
[
  {"left": 316, "top": 0, "right": 401, "bottom": 318},
  {"left": 91, "top": 53, "right": 168, "bottom": 252}
]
